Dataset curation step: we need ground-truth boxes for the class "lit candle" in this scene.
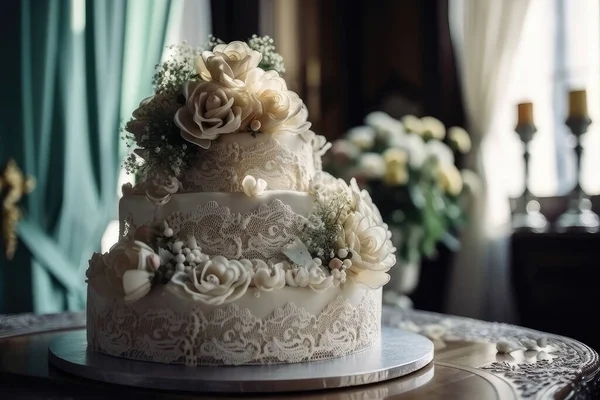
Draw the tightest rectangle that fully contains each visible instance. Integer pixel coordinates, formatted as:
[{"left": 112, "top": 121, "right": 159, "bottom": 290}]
[
  {"left": 517, "top": 102, "right": 534, "bottom": 125},
  {"left": 568, "top": 89, "right": 588, "bottom": 118}
]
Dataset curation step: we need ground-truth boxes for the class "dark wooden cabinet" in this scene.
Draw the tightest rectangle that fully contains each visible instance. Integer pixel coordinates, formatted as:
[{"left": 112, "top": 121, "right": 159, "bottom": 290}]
[{"left": 511, "top": 230, "right": 600, "bottom": 352}]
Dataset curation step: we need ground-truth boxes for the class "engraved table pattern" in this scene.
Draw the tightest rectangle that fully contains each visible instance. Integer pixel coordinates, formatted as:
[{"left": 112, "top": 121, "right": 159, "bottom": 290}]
[{"left": 1, "top": 306, "right": 599, "bottom": 399}]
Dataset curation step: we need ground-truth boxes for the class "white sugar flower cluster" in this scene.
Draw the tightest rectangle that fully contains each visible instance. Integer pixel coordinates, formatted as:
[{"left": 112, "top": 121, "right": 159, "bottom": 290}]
[
  {"left": 174, "top": 39, "right": 310, "bottom": 149},
  {"left": 156, "top": 222, "right": 347, "bottom": 304},
  {"left": 122, "top": 35, "right": 303, "bottom": 181},
  {"left": 303, "top": 172, "right": 397, "bottom": 289}
]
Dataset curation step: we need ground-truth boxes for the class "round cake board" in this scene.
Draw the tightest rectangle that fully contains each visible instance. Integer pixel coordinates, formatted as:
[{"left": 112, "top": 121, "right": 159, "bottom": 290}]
[{"left": 48, "top": 327, "right": 434, "bottom": 394}]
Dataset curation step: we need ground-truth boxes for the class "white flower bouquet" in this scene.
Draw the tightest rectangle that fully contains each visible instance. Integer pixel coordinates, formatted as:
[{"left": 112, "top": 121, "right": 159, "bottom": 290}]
[{"left": 324, "top": 111, "right": 473, "bottom": 266}]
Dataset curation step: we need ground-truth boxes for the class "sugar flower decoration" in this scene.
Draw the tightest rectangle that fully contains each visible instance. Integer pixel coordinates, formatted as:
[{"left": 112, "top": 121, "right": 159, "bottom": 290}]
[
  {"left": 172, "top": 256, "right": 254, "bottom": 305},
  {"left": 175, "top": 81, "right": 245, "bottom": 149},
  {"left": 252, "top": 260, "right": 286, "bottom": 291},
  {"left": 196, "top": 41, "right": 262, "bottom": 88},
  {"left": 86, "top": 239, "right": 160, "bottom": 303},
  {"left": 242, "top": 175, "right": 267, "bottom": 197}
]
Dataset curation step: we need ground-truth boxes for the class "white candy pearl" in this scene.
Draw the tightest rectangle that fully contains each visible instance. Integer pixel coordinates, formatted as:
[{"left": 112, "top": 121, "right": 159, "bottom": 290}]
[
  {"left": 172, "top": 241, "right": 184, "bottom": 253},
  {"left": 175, "top": 254, "right": 186, "bottom": 263},
  {"left": 186, "top": 253, "right": 195, "bottom": 263},
  {"left": 183, "top": 248, "right": 191, "bottom": 255},
  {"left": 184, "top": 266, "right": 192, "bottom": 274},
  {"left": 342, "top": 259, "right": 352, "bottom": 269},
  {"left": 337, "top": 249, "right": 348, "bottom": 259},
  {"left": 175, "top": 263, "right": 185, "bottom": 272},
  {"left": 329, "top": 258, "right": 343, "bottom": 270},
  {"left": 163, "top": 228, "right": 173, "bottom": 237}
]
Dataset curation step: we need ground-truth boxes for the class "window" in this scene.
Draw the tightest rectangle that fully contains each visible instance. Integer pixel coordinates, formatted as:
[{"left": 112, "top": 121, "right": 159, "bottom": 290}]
[{"left": 487, "top": 0, "right": 600, "bottom": 199}]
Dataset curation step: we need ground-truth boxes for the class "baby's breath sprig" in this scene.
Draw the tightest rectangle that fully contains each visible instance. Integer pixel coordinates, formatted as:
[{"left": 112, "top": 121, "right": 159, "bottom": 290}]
[
  {"left": 301, "top": 193, "right": 350, "bottom": 267},
  {"left": 203, "top": 34, "right": 224, "bottom": 52},
  {"left": 247, "top": 34, "right": 286, "bottom": 75},
  {"left": 152, "top": 43, "right": 198, "bottom": 93},
  {"left": 121, "top": 93, "right": 196, "bottom": 178},
  {"left": 122, "top": 42, "right": 202, "bottom": 179}
]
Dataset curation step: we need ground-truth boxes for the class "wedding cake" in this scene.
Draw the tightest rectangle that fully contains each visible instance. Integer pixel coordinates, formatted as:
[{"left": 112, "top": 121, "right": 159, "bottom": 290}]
[{"left": 85, "top": 36, "right": 396, "bottom": 366}]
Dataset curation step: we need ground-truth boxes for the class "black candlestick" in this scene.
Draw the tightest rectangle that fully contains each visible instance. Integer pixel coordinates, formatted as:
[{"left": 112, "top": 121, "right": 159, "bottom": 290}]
[
  {"left": 512, "top": 123, "right": 548, "bottom": 233},
  {"left": 555, "top": 116, "right": 599, "bottom": 233}
]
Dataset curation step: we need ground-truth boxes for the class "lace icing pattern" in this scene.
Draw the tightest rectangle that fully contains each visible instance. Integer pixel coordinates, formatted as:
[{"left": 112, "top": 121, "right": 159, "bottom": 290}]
[
  {"left": 161, "top": 199, "right": 308, "bottom": 261},
  {"left": 182, "top": 138, "right": 312, "bottom": 192},
  {"left": 88, "top": 289, "right": 380, "bottom": 366}
]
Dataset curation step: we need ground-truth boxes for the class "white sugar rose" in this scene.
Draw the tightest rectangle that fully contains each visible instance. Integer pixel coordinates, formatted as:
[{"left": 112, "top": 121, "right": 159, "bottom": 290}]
[
  {"left": 244, "top": 68, "right": 304, "bottom": 133},
  {"left": 285, "top": 266, "right": 310, "bottom": 287},
  {"left": 252, "top": 260, "right": 286, "bottom": 291},
  {"left": 306, "top": 260, "right": 334, "bottom": 291},
  {"left": 86, "top": 239, "right": 160, "bottom": 303},
  {"left": 278, "top": 99, "right": 311, "bottom": 134},
  {"left": 174, "top": 256, "right": 253, "bottom": 305},
  {"left": 242, "top": 175, "right": 267, "bottom": 197},
  {"left": 331, "top": 268, "right": 347, "bottom": 286},
  {"left": 196, "top": 41, "right": 262, "bottom": 88},
  {"left": 175, "top": 81, "right": 258, "bottom": 148},
  {"left": 348, "top": 178, "right": 385, "bottom": 226},
  {"left": 335, "top": 211, "right": 396, "bottom": 289},
  {"left": 145, "top": 176, "right": 182, "bottom": 206}
]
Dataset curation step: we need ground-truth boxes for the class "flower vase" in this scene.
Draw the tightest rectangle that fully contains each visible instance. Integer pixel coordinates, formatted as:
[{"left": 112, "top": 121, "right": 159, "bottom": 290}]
[{"left": 388, "top": 260, "right": 421, "bottom": 297}]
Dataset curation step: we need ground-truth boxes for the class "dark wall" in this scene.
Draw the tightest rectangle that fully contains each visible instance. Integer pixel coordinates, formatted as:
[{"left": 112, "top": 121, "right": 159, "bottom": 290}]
[{"left": 298, "top": 0, "right": 464, "bottom": 138}]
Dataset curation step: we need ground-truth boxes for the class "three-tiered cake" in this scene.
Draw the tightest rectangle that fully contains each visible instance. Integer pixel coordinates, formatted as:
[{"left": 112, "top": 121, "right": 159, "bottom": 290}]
[{"left": 86, "top": 37, "right": 396, "bottom": 366}]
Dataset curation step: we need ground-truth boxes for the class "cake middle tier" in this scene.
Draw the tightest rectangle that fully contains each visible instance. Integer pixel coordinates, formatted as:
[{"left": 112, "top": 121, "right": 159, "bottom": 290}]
[{"left": 120, "top": 191, "right": 314, "bottom": 262}]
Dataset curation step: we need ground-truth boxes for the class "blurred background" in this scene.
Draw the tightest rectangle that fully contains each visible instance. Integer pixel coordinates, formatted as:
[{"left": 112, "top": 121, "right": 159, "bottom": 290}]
[{"left": 1, "top": 0, "right": 599, "bottom": 350}]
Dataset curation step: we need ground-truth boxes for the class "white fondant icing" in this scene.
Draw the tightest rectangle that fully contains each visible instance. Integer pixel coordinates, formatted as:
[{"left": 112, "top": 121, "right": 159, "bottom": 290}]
[{"left": 120, "top": 190, "right": 315, "bottom": 236}]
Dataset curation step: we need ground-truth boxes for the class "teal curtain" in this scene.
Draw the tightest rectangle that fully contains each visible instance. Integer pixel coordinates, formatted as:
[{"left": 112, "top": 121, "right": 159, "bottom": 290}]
[{"left": 0, "top": 0, "right": 172, "bottom": 314}]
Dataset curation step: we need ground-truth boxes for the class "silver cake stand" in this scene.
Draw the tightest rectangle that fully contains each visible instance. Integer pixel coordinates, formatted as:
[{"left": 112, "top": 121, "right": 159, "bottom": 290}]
[{"left": 48, "top": 327, "right": 433, "bottom": 394}]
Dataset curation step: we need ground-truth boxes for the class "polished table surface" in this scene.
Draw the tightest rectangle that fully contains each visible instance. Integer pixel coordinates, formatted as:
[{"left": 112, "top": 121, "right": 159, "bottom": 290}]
[{"left": 0, "top": 306, "right": 598, "bottom": 399}]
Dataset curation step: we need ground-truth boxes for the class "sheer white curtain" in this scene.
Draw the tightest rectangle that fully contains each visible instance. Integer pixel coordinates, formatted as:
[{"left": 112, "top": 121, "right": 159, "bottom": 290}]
[
  {"left": 446, "top": 0, "right": 532, "bottom": 321},
  {"left": 101, "top": 0, "right": 212, "bottom": 253}
]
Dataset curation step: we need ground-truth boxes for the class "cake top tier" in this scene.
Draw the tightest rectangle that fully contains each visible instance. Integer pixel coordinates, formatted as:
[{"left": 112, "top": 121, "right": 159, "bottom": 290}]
[{"left": 123, "top": 36, "right": 313, "bottom": 184}]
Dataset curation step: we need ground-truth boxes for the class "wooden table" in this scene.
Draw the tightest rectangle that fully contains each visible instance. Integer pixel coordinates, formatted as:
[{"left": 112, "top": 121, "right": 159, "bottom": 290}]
[{"left": 0, "top": 307, "right": 598, "bottom": 399}]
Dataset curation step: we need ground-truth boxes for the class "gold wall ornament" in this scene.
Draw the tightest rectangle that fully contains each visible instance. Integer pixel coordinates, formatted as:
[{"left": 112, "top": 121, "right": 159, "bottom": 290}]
[{"left": 0, "top": 159, "right": 36, "bottom": 260}]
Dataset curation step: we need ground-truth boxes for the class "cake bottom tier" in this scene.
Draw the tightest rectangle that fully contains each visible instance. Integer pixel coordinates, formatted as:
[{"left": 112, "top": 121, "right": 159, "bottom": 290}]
[{"left": 86, "top": 284, "right": 381, "bottom": 366}]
